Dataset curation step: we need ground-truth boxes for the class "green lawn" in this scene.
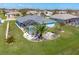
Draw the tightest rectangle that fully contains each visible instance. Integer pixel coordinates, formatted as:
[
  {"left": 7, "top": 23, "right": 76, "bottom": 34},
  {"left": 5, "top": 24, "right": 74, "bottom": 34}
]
[
  {"left": 0, "top": 21, "right": 79, "bottom": 55},
  {"left": 0, "top": 13, "right": 6, "bottom": 19}
]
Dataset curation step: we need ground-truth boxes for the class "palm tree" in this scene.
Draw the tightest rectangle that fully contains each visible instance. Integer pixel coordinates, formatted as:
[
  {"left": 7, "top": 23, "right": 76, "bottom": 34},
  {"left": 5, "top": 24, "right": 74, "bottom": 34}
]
[{"left": 34, "top": 24, "right": 47, "bottom": 39}]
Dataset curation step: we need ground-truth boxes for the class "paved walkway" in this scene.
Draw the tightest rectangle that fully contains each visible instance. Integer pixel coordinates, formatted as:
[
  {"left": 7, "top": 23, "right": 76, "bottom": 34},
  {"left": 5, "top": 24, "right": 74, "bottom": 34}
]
[{"left": 5, "top": 21, "right": 9, "bottom": 39}]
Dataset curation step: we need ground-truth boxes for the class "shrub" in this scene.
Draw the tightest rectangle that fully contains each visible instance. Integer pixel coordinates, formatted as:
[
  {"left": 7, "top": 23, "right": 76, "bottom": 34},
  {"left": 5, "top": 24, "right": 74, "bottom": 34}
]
[{"left": 6, "top": 36, "right": 15, "bottom": 44}]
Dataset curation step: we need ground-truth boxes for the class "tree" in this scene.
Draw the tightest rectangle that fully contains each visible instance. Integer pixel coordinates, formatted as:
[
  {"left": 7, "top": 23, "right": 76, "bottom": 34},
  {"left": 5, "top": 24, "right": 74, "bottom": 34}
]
[
  {"left": 0, "top": 9, "right": 7, "bottom": 19},
  {"left": 15, "top": 14, "right": 20, "bottom": 17},
  {"left": 2, "top": 10, "right": 6, "bottom": 16},
  {"left": 66, "top": 9, "right": 73, "bottom": 14},
  {"left": 34, "top": 24, "right": 47, "bottom": 39},
  {"left": 19, "top": 9, "right": 27, "bottom": 16},
  {"left": 53, "top": 9, "right": 59, "bottom": 15},
  {"left": 41, "top": 12, "right": 46, "bottom": 17}
]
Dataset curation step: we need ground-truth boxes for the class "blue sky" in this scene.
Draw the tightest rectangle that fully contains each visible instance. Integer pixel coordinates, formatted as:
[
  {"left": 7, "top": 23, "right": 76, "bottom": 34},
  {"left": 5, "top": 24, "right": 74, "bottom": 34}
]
[{"left": 0, "top": 3, "right": 79, "bottom": 10}]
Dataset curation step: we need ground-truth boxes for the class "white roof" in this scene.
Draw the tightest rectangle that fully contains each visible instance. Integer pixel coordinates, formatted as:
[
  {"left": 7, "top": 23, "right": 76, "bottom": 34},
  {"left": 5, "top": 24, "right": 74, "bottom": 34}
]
[
  {"left": 6, "top": 12, "right": 21, "bottom": 15},
  {"left": 51, "top": 14, "right": 78, "bottom": 20}
]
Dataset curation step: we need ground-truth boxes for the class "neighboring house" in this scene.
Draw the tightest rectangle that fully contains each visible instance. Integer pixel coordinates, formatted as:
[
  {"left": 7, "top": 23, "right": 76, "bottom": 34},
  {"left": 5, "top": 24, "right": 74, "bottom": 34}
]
[
  {"left": 44, "top": 10, "right": 53, "bottom": 16},
  {"left": 16, "top": 15, "right": 56, "bottom": 35},
  {"left": 58, "top": 10, "right": 67, "bottom": 14},
  {"left": 51, "top": 14, "right": 79, "bottom": 25},
  {"left": 26, "top": 10, "right": 53, "bottom": 18},
  {"left": 51, "top": 14, "right": 79, "bottom": 27},
  {"left": 26, "top": 10, "right": 38, "bottom": 15},
  {"left": 5, "top": 11, "right": 22, "bottom": 20},
  {"left": 37, "top": 11, "right": 42, "bottom": 16}
]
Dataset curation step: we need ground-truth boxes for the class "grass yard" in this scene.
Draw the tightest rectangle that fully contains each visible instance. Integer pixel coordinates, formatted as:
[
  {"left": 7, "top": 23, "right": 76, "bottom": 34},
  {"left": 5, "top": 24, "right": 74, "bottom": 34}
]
[
  {"left": 0, "top": 13, "right": 6, "bottom": 19},
  {"left": 0, "top": 21, "right": 79, "bottom": 55}
]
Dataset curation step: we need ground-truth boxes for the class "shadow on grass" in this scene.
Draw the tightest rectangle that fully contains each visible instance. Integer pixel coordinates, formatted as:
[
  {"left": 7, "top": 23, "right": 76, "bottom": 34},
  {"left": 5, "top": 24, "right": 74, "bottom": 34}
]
[{"left": 5, "top": 36, "right": 15, "bottom": 44}]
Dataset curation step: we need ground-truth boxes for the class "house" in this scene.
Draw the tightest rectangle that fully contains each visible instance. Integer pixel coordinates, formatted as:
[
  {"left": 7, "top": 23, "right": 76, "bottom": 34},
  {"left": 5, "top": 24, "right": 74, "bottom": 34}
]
[
  {"left": 36, "top": 11, "right": 42, "bottom": 16},
  {"left": 16, "top": 15, "right": 56, "bottom": 35},
  {"left": 58, "top": 10, "right": 67, "bottom": 14},
  {"left": 26, "top": 10, "right": 38, "bottom": 15},
  {"left": 44, "top": 10, "right": 53, "bottom": 16},
  {"left": 5, "top": 11, "right": 22, "bottom": 20},
  {"left": 50, "top": 14, "right": 79, "bottom": 25}
]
